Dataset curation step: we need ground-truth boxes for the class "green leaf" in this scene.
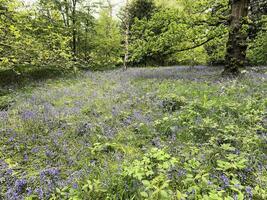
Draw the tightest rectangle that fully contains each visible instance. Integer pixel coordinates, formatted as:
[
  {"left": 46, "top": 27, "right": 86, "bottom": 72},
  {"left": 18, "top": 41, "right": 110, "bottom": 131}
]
[
  {"left": 142, "top": 180, "right": 151, "bottom": 187},
  {"left": 140, "top": 191, "right": 149, "bottom": 198}
]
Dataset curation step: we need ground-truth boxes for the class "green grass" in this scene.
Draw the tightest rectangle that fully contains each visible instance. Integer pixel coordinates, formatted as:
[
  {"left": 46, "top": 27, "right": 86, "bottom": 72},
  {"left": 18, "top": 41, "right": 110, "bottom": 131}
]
[{"left": 0, "top": 67, "right": 266, "bottom": 199}]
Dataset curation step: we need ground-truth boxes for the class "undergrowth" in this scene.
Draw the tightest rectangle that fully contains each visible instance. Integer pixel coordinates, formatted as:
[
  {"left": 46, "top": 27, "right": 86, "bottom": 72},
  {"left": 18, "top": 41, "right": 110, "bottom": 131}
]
[{"left": 0, "top": 67, "right": 266, "bottom": 199}]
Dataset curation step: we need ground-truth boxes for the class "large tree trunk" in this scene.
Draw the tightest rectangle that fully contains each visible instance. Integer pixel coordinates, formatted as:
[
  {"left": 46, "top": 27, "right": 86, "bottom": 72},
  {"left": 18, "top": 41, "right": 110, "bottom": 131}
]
[{"left": 223, "top": 0, "right": 250, "bottom": 76}]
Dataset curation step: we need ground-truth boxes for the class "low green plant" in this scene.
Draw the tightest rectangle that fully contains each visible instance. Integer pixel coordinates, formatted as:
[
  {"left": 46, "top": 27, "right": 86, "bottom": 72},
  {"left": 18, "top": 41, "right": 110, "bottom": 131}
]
[{"left": 123, "top": 148, "right": 177, "bottom": 200}]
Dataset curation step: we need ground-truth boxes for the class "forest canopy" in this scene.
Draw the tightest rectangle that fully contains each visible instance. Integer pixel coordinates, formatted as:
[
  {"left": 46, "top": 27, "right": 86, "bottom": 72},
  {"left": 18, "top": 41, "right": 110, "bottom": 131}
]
[{"left": 0, "top": 0, "right": 266, "bottom": 73}]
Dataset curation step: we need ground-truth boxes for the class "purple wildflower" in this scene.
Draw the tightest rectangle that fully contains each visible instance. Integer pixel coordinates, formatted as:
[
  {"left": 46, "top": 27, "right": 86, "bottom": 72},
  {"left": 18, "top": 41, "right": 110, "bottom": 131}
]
[
  {"left": 15, "top": 178, "right": 27, "bottom": 193},
  {"left": 56, "top": 130, "right": 64, "bottom": 137},
  {"left": 8, "top": 134, "right": 16, "bottom": 142},
  {"left": 45, "top": 149, "right": 54, "bottom": 158},
  {"left": 21, "top": 110, "right": 36, "bottom": 121},
  {"left": 234, "top": 149, "right": 240, "bottom": 155},
  {"left": 24, "top": 153, "right": 29, "bottom": 161},
  {"left": 72, "top": 183, "right": 78, "bottom": 189},
  {"left": 7, "top": 169, "right": 13, "bottom": 175},
  {"left": 26, "top": 187, "right": 33, "bottom": 195},
  {"left": 7, "top": 189, "right": 19, "bottom": 200},
  {"left": 0, "top": 159, "right": 8, "bottom": 168},
  {"left": 35, "top": 188, "right": 44, "bottom": 199},
  {"left": 207, "top": 180, "right": 213, "bottom": 185},
  {"left": 77, "top": 122, "right": 91, "bottom": 136},
  {"left": 244, "top": 167, "right": 252, "bottom": 173},
  {"left": 245, "top": 186, "right": 253, "bottom": 199},
  {"left": 40, "top": 168, "right": 60, "bottom": 180},
  {"left": 31, "top": 147, "right": 39, "bottom": 153},
  {"left": 177, "top": 169, "right": 187, "bottom": 177},
  {"left": 220, "top": 174, "right": 230, "bottom": 187},
  {"left": 151, "top": 137, "right": 161, "bottom": 148},
  {"left": 258, "top": 163, "right": 264, "bottom": 172},
  {"left": 0, "top": 111, "right": 8, "bottom": 121},
  {"left": 238, "top": 172, "right": 247, "bottom": 182}
]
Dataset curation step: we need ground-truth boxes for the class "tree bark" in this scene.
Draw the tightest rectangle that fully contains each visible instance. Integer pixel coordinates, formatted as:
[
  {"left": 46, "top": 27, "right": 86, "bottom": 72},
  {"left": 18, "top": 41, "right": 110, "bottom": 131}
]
[
  {"left": 123, "top": 0, "right": 130, "bottom": 70},
  {"left": 223, "top": 0, "right": 250, "bottom": 76},
  {"left": 71, "top": 0, "right": 77, "bottom": 58},
  {"left": 106, "top": 0, "right": 113, "bottom": 18}
]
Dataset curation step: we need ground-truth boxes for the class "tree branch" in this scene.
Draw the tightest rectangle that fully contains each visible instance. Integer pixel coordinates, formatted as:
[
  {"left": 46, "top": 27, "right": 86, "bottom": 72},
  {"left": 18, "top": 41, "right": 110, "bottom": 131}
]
[{"left": 175, "top": 35, "right": 222, "bottom": 53}]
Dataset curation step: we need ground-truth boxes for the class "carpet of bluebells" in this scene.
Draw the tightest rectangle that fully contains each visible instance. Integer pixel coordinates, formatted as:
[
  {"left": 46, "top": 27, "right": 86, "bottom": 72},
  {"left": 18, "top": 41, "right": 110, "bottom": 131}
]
[{"left": 0, "top": 66, "right": 266, "bottom": 200}]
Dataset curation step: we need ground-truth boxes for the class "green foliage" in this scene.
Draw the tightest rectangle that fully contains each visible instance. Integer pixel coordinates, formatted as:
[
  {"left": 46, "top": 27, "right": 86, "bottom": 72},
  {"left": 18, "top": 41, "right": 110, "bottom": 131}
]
[
  {"left": 128, "top": 0, "right": 156, "bottom": 27},
  {"left": 1, "top": 68, "right": 267, "bottom": 199},
  {"left": 205, "top": 36, "right": 227, "bottom": 65},
  {"left": 128, "top": 0, "right": 229, "bottom": 66},
  {"left": 1, "top": 0, "right": 266, "bottom": 71},
  {"left": 90, "top": 10, "right": 122, "bottom": 70},
  {"left": 247, "top": 15, "right": 267, "bottom": 65},
  {"left": 123, "top": 148, "right": 177, "bottom": 200},
  {"left": 0, "top": 93, "right": 14, "bottom": 110},
  {"left": 124, "top": 0, "right": 265, "bottom": 67},
  {"left": 124, "top": 148, "right": 177, "bottom": 181},
  {"left": 0, "top": 0, "right": 122, "bottom": 71},
  {"left": 160, "top": 94, "right": 187, "bottom": 112},
  {"left": 0, "top": 0, "right": 72, "bottom": 70}
]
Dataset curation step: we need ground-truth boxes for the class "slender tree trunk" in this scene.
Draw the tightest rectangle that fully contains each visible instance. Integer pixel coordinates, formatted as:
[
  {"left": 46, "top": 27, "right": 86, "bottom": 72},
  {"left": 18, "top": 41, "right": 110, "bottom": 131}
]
[
  {"left": 106, "top": 0, "right": 113, "bottom": 18},
  {"left": 59, "top": 1, "right": 67, "bottom": 27},
  {"left": 123, "top": 0, "right": 130, "bottom": 70},
  {"left": 61, "top": 11, "right": 67, "bottom": 27},
  {"left": 71, "top": 0, "right": 77, "bottom": 58},
  {"left": 124, "top": 25, "right": 129, "bottom": 70},
  {"left": 65, "top": 0, "right": 70, "bottom": 27},
  {"left": 223, "top": 0, "right": 250, "bottom": 76}
]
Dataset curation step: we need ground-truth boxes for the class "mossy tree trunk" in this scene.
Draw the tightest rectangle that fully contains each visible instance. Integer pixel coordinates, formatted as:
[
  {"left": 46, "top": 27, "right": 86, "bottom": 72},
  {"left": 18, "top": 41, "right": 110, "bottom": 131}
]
[{"left": 223, "top": 0, "right": 250, "bottom": 76}]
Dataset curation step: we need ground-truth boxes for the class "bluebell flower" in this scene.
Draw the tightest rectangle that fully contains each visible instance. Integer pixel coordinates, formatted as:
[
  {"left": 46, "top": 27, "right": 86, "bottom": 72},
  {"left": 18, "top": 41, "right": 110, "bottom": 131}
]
[
  {"left": 207, "top": 180, "right": 213, "bottom": 185},
  {"left": 7, "top": 169, "right": 13, "bottom": 175},
  {"left": 26, "top": 187, "right": 33, "bottom": 195},
  {"left": 0, "top": 111, "right": 8, "bottom": 121},
  {"left": 45, "top": 149, "right": 53, "bottom": 158},
  {"left": 40, "top": 168, "right": 60, "bottom": 180},
  {"left": 0, "top": 159, "right": 8, "bottom": 168},
  {"left": 233, "top": 149, "right": 240, "bottom": 155},
  {"left": 244, "top": 167, "right": 252, "bottom": 173},
  {"left": 31, "top": 147, "right": 39, "bottom": 153},
  {"left": 8, "top": 134, "right": 16, "bottom": 142},
  {"left": 220, "top": 174, "right": 230, "bottom": 187},
  {"left": 72, "top": 183, "right": 78, "bottom": 189},
  {"left": 15, "top": 178, "right": 27, "bottom": 193},
  {"left": 21, "top": 110, "right": 36, "bottom": 121},
  {"left": 57, "top": 130, "right": 64, "bottom": 137},
  {"left": 35, "top": 188, "right": 44, "bottom": 199},
  {"left": 24, "top": 153, "right": 29, "bottom": 161},
  {"left": 238, "top": 172, "right": 247, "bottom": 182},
  {"left": 177, "top": 169, "right": 187, "bottom": 177},
  {"left": 245, "top": 186, "right": 253, "bottom": 199}
]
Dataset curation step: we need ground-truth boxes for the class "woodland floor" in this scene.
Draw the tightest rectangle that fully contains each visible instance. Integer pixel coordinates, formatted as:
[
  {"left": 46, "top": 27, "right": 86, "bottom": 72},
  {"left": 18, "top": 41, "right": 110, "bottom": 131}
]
[{"left": 0, "top": 66, "right": 267, "bottom": 199}]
